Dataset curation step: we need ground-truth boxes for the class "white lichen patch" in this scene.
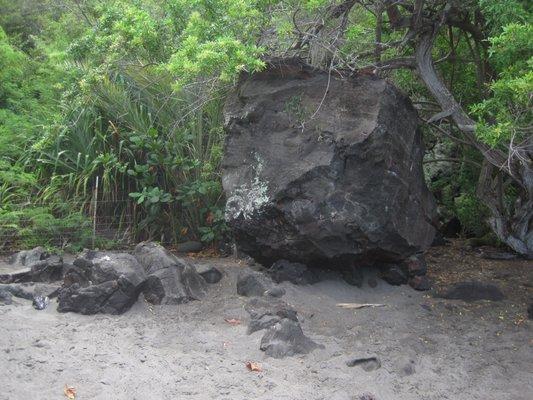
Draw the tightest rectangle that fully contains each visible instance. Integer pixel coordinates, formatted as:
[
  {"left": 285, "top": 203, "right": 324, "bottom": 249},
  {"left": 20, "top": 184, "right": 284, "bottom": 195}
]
[{"left": 225, "top": 153, "right": 271, "bottom": 220}]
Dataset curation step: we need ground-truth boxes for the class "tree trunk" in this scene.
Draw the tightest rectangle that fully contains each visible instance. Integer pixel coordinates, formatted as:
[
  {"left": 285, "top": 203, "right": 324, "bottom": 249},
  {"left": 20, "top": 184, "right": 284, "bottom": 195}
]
[{"left": 415, "top": 27, "right": 533, "bottom": 258}]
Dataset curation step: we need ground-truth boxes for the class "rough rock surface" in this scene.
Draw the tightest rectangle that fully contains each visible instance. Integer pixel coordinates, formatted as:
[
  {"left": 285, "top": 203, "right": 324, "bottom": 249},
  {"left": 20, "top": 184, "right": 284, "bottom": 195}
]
[
  {"left": 380, "top": 264, "right": 409, "bottom": 286},
  {"left": 222, "top": 58, "right": 436, "bottom": 267},
  {"left": 267, "top": 259, "right": 317, "bottom": 285},
  {"left": 0, "top": 283, "right": 61, "bottom": 300},
  {"left": 195, "top": 264, "right": 223, "bottom": 284},
  {"left": 244, "top": 296, "right": 298, "bottom": 334},
  {"left": 58, "top": 251, "right": 146, "bottom": 315},
  {"left": 236, "top": 271, "right": 271, "bottom": 297},
  {"left": 8, "top": 247, "right": 48, "bottom": 267},
  {"left": 133, "top": 242, "right": 207, "bottom": 305},
  {"left": 259, "top": 318, "right": 322, "bottom": 358},
  {"left": 1, "top": 250, "right": 64, "bottom": 284},
  {"left": 0, "top": 287, "right": 13, "bottom": 305}
]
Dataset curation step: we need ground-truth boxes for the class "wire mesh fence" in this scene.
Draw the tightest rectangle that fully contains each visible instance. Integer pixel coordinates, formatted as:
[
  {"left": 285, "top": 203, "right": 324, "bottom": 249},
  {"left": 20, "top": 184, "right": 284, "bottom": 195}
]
[{"left": 0, "top": 198, "right": 144, "bottom": 255}]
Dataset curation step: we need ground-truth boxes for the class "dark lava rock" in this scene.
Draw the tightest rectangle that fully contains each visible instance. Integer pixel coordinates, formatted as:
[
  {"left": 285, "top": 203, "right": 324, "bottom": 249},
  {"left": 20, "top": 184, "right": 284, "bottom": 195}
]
[
  {"left": 0, "top": 257, "right": 64, "bottom": 284},
  {"left": 0, "top": 267, "right": 31, "bottom": 284},
  {"left": 265, "top": 286, "right": 286, "bottom": 298},
  {"left": 402, "top": 254, "right": 427, "bottom": 277},
  {"left": 236, "top": 271, "right": 270, "bottom": 297},
  {"left": 8, "top": 247, "right": 48, "bottom": 267},
  {"left": 245, "top": 296, "right": 298, "bottom": 334},
  {"left": 439, "top": 281, "right": 505, "bottom": 302},
  {"left": 27, "top": 256, "right": 64, "bottom": 282},
  {"left": 58, "top": 251, "right": 146, "bottom": 315},
  {"left": 221, "top": 57, "right": 436, "bottom": 267},
  {"left": 134, "top": 242, "right": 207, "bottom": 304},
  {"left": 1, "top": 283, "right": 61, "bottom": 300},
  {"left": 408, "top": 275, "right": 431, "bottom": 291},
  {"left": 267, "top": 259, "right": 317, "bottom": 285},
  {"left": 346, "top": 357, "right": 381, "bottom": 371},
  {"left": 380, "top": 264, "right": 408, "bottom": 286},
  {"left": 195, "top": 264, "right": 223, "bottom": 284},
  {"left": 259, "top": 318, "right": 322, "bottom": 358},
  {"left": 2, "top": 249, "right": 64, "bottom": 284},
  {"left": 176, "top": 241, "right": 203, "bottom": 253},
  {"left": 0, "top": 288, "right": 13, "bottom": 305}
]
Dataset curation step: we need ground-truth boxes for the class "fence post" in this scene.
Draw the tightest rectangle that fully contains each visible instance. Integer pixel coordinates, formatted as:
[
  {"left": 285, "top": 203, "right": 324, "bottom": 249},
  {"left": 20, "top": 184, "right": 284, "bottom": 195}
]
[{"left": 92, "top": 176, "right": 99, "bottom": 249}]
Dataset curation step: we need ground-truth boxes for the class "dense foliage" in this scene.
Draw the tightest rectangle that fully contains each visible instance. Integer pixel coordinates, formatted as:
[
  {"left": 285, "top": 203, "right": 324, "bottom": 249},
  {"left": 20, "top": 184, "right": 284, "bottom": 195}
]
[{"left": 0, "top": 0, "right": 531, "bottom": 254}]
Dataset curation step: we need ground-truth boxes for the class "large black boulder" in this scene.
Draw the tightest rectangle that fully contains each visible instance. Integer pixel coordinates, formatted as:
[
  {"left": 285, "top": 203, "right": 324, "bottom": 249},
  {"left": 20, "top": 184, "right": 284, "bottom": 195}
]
[
  {"left": 222, "top": 58, "right": 436, "bottom": 267},
  {"left": 58, "top": 251, "right": 146, "bottom": 315}
]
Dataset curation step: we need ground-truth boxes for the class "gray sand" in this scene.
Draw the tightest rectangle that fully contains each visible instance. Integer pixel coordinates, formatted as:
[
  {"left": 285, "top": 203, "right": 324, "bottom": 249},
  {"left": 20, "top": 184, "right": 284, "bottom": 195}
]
[{"left": 1, "top": 255, "right": 532, "bottom": 400}]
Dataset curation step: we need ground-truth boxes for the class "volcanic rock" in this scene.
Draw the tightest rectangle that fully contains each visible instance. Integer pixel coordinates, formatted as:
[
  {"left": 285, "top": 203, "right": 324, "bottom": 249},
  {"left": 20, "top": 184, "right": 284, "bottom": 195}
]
[
  {"left": 244, "top": 296, "right": 298, "bottom": 334},
  {"left": 222, "top": 57, "right": 436, "bottom": 267},
  {"left": 195, "top": 264, "right": 223, "bottom": 284},
  {"left": 236, "top": 270, "right": 271, "bottom": 297},
  {"left": 58, "top": 251, "right": 146, "bottom": 314},
  {"left": 259, "top": 318, "right": 322, "bottom": 358},
  {"left": 267, "top": 259, "right": 317, "bottom": 285},
  {"left": 133, "top": 242, "right": 206, "bottom": 304}
]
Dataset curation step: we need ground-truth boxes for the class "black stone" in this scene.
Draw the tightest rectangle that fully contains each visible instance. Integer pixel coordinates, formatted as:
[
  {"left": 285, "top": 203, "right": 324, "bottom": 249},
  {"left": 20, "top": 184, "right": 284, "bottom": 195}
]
[
  {"left": 28, "top": 256, "right": 64, "bottom": 282},
  {"left": 58, "top": 251, "right": 146, "bottom": 314},
  {"left": 245, "top": 297, "right": 298, "bottom": 334},
  {"left": 222, "top": 57, "right": 436, "bottom": 268},
  {"left": 236, "top": 271, "right": 270, "bottom": 297},
  {"left": 1, "top": 283, "right": 61, "bottom": 300},
  {"left": 439, "top": 281, "right": 505, "bottom": 302},
  {"left": 195, "top": 264, "right": 223, "bottom": 284},
  {"left": 346, "top": 357, "right": 381, "bottom": 371},
  {"left": 259, "top": 318, "right": 322, "bottom": 358},
  {"left": 408, "top": 275, "right": 431, "bottom": 291},
  {"left": 380, "top": 264, "right": 408, "bottom": 285},
  {"left": 8, "top": 247, "right": 48, "bottom": 267},
  {"left": 267, "top": 259, "right": 317, "bottom": 285},
  {"left": 402, "top": 254, "right": 428, "bottom": 277},
  {"left": 134, "top": 242, "right": 207, "bottom": 304}
]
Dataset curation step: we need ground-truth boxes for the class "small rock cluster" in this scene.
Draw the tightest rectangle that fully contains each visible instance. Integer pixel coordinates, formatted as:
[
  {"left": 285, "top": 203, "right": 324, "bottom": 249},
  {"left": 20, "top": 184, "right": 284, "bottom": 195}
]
[
  {"left": 379, "top": 254, "right": 431, "bottom": 291},
  {"left": 236, "top": 263, "right": 322, "bottom": 358},
  {"left": 1, "top": 243, "right": 222, "bottom": 314}
]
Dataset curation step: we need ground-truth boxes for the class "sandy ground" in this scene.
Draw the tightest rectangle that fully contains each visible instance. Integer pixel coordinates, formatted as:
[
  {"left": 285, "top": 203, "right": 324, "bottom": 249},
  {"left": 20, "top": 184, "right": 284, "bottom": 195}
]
[{"left": 1, "top": 243, "right": 532, "bottom": 400}]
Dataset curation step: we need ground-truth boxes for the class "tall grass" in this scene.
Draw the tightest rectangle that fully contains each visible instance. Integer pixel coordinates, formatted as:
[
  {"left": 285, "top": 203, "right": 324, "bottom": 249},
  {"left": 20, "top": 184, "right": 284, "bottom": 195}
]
[{"left": 33, "top": 66, "right": 227, "bottom": 247}]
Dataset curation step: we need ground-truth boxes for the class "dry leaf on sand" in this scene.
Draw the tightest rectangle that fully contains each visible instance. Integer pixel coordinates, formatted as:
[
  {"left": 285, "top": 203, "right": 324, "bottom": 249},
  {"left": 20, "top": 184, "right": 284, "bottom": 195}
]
[
  {"left": 64, "top": 385, "right": 76, "bottom": 399},
  {"left": 246, "top": 361, "right": 262, "bottom": 372}
]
